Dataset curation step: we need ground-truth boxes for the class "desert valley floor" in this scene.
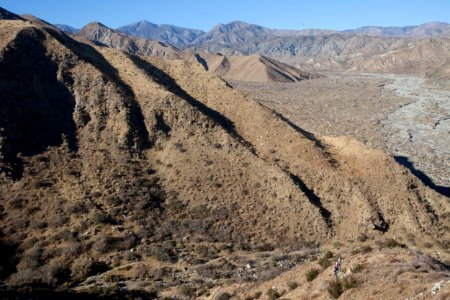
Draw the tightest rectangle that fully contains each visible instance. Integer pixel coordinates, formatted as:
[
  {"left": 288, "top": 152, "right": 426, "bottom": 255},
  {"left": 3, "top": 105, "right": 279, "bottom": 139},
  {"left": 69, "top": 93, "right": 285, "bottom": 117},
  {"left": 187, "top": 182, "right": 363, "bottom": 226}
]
[{"left": 231, "top": 73, "right": 450, "bottom": 196}]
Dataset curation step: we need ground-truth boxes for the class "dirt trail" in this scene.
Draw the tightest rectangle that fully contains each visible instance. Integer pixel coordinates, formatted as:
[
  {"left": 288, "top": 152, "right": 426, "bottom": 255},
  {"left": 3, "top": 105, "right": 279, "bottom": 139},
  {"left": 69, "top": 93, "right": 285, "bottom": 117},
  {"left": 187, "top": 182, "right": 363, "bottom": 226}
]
[{"left": 376, "top": 74, "right": 450, "bottom": 189}]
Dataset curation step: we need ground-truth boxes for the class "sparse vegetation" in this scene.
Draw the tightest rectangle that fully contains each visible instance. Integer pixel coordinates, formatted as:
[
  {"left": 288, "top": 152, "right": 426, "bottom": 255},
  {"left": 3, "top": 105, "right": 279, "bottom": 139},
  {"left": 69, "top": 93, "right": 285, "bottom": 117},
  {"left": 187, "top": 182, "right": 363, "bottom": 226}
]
[
  {"left": 328, "top": 280, "right": 344, "bottom": 298},
  {"left": 318, "top": 251, "right": 334, "bottom": 269},
  {"left": 214, "top": 292, "right": 232, "bottom": 300},
  {"left": 378, "top": 238, "right": 402, "bottom": 249},
  {"left": 0, "top": 8, "right": 448, "bottom": 299},
  {"left": 327, "top": 275, "right": 358, "bottom": 298},
  {"left": 358, "top": 233, "right": 369, "bottom": 242}
]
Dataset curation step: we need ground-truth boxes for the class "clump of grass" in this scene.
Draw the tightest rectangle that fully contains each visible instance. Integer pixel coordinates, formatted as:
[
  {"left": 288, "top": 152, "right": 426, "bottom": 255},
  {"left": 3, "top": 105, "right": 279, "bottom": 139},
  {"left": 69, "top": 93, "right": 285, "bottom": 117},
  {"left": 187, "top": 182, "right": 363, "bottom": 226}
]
[
  {"left": 306, "top": 268, "right": 320, "bottom": 282},
  {"left": 357, "top": 233, "right": 369, "bottom": 242},
  {"left": 342, "top": 275, "right": 358, "bottom": 289},
  {"left": 351, "top": 264, "right": 364, "bottom": 273},
  {"left": 318, "top": 251, "right": 334, "bottom": 269},
  {"left": 327, "top": 275, "right": 358, "bottom": 298},
  {"left": 266, "top": 288, "right": 281, "bottom": 300},
  {"left": 378, "top": 238, "right": 402, "bottom": 249},
  {"left": 287, "top": 281, "right": 299, "bottom": 290},
  {"left": 327, "top": 280, "right": 343, "bottom": 298},
  {"left": 360, "top": 245, "right": 372, "bottom": 253}
]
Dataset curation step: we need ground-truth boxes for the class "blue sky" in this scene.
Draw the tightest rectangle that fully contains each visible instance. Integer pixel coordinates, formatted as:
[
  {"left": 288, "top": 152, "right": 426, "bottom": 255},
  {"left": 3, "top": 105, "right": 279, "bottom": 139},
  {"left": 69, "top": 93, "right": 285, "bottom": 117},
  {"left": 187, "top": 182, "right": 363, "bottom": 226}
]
[{"left": 1, "top": 0, "right": 449, "bottom": 31}]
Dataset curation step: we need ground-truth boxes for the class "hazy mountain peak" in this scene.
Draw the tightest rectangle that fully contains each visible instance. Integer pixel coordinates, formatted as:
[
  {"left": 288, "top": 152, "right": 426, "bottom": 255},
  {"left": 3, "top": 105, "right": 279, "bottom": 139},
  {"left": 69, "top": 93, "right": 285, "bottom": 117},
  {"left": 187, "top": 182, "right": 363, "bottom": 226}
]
[
  {"left": 117, "top": 19, "right": 204, "bottom": 47},
  {"left": 54, "top": 24, "right": 79, "bottom": 34}
]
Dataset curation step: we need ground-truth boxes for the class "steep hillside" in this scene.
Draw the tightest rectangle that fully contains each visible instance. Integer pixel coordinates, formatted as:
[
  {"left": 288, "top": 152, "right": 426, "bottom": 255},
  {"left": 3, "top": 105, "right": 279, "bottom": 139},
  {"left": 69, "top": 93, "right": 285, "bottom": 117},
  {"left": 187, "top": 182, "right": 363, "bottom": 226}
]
[
  {"left": 200, "top": 53, "right": 314, "bottom": 82},
  {"left": 0, "top": 12, "right": 449, "bottom": 298}
]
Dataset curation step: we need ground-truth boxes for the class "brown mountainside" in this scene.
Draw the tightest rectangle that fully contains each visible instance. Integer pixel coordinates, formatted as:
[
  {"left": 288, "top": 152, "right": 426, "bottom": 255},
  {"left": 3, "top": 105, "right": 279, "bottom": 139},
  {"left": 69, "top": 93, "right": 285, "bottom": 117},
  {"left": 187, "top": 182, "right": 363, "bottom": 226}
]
[
  {"left": 0, "top": 14, "right": 449, "bottom": 297},
  {"left": 198, "top": 53, "right": 315, "bottom": 83}
]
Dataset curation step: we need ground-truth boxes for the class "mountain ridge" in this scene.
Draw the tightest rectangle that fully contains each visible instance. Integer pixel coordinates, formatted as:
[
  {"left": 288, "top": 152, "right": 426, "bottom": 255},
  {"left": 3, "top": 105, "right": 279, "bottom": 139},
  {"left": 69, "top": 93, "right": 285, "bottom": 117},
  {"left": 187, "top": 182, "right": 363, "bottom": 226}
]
[{"left": 54, "top": 20, "right": 450, "bottom": 49}]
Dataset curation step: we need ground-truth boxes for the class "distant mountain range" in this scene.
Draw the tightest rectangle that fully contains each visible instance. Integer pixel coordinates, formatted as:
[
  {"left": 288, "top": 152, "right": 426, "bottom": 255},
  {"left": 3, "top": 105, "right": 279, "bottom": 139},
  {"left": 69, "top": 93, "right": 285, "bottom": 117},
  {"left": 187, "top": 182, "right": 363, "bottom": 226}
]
[
  {"left": 117, "top": 20, "right": 204, "bottom": 48},
  {"left": 55, "top": 20, "right": 450, "bottom": 49},
  {"left": 78, "top": 21, "right": 183, "bottom": 60}
]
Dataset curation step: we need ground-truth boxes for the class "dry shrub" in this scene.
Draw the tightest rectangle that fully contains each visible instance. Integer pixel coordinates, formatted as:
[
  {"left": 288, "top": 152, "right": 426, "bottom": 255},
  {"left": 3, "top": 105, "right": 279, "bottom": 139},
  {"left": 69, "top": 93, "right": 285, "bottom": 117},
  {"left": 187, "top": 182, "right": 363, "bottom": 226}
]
[
  {"left": 306, "top": 268, "right": 320, "bottom": 282},
  {"left": 318, "top": 251, "right": 334, "bottom": 269},
  {"left": 327, "top": 280, "right": 343, "bottom": 298},
  {"left": 93, "top": 235, "right": 136, "bottom": 253},
  {"left": 287, "top": 281, "right": 299, "bottom": 290},
  {"left": 70, "top": 256, "right": 109, "bottom": 280}
]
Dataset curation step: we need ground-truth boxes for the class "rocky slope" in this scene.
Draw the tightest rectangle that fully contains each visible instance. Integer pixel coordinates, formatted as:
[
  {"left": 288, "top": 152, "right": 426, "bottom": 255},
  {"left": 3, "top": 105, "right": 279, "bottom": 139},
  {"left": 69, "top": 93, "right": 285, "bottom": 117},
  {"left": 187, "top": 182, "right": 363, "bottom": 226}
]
[{"left": 0, "top": 10, "right": 449, "bottom": 298}]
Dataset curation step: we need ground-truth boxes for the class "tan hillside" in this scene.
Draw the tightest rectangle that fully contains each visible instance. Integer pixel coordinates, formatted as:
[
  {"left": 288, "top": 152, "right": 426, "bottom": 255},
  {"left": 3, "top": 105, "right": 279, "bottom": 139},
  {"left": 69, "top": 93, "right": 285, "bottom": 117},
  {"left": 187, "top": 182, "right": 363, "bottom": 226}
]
[
  {"left": 0, "top": 14, "right": 449, "bottom": 298},
  {"left": 199, "top": 53, "right": 315, "bottom": 82}
]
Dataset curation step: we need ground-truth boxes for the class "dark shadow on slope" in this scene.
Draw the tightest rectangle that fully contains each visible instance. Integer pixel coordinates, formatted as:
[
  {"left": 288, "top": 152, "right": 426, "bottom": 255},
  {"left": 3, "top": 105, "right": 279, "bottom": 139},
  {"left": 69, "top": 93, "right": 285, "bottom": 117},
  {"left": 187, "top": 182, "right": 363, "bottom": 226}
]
[
  {"left": 127, "top": 54, "right": 257, "bottom": 153},
  {"left": 0, "top": 233, "right": 19, "bottom": 280},
  {"left": 194, "top": 53, "right": 209, "bottom": 70},
  {"left": 395, "top": 156, "right": 450, "bottom": 198},
  {"left": 288, "top": 173, "right": 333, "bottom": 230},
  {"left": 43, "top": 27, "right": 152, "bottom": 151},
  {"left": 0, "top": 27, "right": 77, "bottom": 179},
  {"left": 373, "top": 211, "right": 389, "bottom": 232}
]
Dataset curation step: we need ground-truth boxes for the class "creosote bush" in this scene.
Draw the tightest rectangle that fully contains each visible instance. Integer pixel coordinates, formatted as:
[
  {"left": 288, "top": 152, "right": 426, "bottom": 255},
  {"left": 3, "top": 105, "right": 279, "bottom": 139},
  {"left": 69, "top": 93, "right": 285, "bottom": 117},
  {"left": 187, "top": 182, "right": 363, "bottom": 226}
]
[
  {"left": 306, "top": 268, "right": 320, "bottom": 282},
  {"left": 351, "top": 264, "right": 364, "bottom": 273},
  {"left": 266, "top": 288, "right": 281, "bottom": 300},
  {"left": 287, "top": 281, "right": 299, "bottom": 290},
  {"left": 328, "top": 280, "right": 343, "bottom": 298},
  {"left": 318, "top": 251, "right": 334, "bottom": 269}
]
